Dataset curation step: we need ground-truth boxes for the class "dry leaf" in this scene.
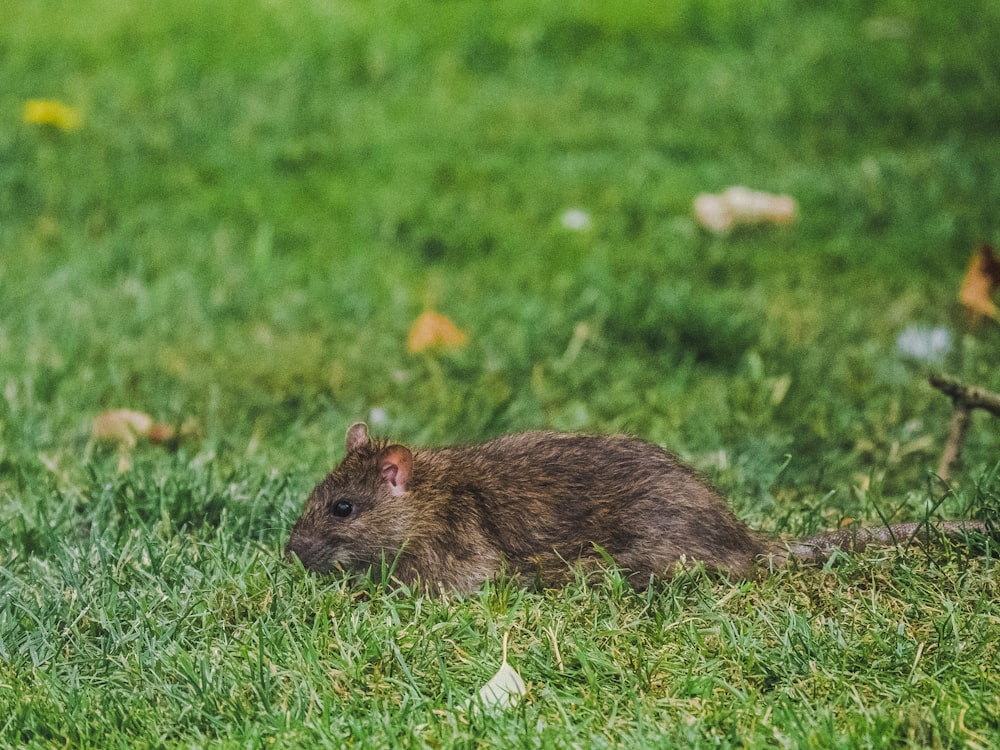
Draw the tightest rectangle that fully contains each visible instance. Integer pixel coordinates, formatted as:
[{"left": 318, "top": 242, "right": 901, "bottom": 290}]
[
  {"left": 474, "top": 661, "right": 526, "bottom": 711},
  {"left": 958, "top": 244, "right": 1000, "bottom": 322},
  {"left": 147, "top": 422, "right": 178, "bottom": 444},
  {"left": 407, "top": 312, "right": 468, "bottom": 353},
  {"left": 693, "top": 186, "right": 797, "bottom": 234},
  {"left": 466, "top": 632, "right": 526, "bottom": 713},
  {"left": 93, "top": 409, "right": 175, "bottom": 447}
]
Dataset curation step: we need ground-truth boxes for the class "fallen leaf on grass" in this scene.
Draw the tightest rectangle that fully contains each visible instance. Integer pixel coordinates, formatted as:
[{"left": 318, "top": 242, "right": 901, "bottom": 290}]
[
  {"left": 958, "top": 244, "right": 1000, "bottom": 322},
  {"left": 693, "top": 186, "right": 797, "bottom": 234},
  {"left": 474, "top": 661, "right": 526, "bottom": 711},
  {"left": 465, "top": 632, "right": 526, "bottom": 713},
  {"left": 93, "top": 409, "right": 176, "bottom": 448},
  {"left": 407, "top": 312, "right": 468, "bottom": 353}
]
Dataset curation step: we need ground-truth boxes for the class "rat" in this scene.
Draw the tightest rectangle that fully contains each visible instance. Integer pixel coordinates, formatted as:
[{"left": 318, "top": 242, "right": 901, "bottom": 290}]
[{"left": 284, "top": 422, "right": 990, "bottom": 593}]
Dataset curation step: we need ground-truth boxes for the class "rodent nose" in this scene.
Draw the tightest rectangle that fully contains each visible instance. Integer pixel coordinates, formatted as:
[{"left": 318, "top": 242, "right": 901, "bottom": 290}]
[
  {"left": 284, "top": 536, "right": 306, "bottom": 565},
  {"left": 283, "top": 533, "right": 329, "bottom": 574}
]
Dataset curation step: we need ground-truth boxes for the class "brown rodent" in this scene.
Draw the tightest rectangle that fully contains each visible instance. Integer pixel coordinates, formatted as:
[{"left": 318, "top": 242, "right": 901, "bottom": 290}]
[{"left": 284, "top": 423, "right": 989, "bottom": 593}]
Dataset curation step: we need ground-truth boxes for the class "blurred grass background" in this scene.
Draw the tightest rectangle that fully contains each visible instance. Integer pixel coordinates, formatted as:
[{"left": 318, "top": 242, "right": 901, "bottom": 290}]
[{"left": 3, "top": 0, "right": 998, "bottom": 506}]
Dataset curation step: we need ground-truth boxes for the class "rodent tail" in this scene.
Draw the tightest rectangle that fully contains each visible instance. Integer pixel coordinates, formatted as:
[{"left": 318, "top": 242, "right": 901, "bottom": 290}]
[{"left": 784, "top": 520, "right": 991, "bottom": 563}]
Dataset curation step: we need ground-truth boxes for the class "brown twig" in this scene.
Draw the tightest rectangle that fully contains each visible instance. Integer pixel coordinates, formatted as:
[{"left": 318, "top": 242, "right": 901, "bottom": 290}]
[{"left": 929, "top": 373, "right": 1000, "bottom": 480}]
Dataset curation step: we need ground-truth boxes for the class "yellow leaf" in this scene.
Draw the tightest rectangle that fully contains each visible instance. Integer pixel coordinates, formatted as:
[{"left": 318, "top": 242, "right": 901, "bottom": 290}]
[
  {"left": 407, "top": 312, "right": 468, "bottom": 353},
  {"left": 23, "top": 99, "right": 83, "bottom": 131}
]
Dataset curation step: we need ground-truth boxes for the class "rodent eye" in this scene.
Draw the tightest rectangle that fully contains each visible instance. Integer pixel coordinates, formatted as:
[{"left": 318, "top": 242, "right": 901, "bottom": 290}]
[{"left": 332, "top": 500, "right": 353, "bottom": 518}]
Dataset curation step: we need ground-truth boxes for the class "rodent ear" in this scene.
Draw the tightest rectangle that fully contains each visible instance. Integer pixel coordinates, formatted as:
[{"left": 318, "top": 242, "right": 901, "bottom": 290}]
[
  {"left": 379, "top": 445, "right": 412, "bottom": 497},
  {"left": 345, "top": 422, "right": 370, "bottom": 453}
]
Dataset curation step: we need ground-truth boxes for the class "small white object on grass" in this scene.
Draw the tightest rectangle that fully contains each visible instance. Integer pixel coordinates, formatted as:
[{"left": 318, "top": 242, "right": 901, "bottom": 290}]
[
  {"left": 466, "top": 632, "right": 526, "bottom": 713},
  {"left": 896, "top": 325, "right": 952, "bottom": 364},
  {"left": 560, "top": 208, "right": 592, "bottom": 231}
]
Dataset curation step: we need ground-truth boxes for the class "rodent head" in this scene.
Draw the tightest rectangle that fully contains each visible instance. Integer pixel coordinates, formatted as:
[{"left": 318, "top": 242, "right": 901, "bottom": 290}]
[{"left": 284, "top": 422, "right": 415, "bottom": 576}]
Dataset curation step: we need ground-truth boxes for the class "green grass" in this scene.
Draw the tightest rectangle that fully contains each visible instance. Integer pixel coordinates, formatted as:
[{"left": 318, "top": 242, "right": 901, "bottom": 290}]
[{"left": 2, "top": 0, "right": 1000, "bottom": 746}]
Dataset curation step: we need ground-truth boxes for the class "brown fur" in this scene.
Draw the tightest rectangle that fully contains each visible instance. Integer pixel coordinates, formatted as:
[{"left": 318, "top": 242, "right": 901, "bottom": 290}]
[{"left": 284, "top": 423, "right": 989, "bottom": 593}]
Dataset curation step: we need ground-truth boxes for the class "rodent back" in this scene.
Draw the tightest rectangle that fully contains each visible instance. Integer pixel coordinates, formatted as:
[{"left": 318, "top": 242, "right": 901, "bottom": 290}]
[{"left": 403, "top": 431, "right": 767, "bottom": 572}]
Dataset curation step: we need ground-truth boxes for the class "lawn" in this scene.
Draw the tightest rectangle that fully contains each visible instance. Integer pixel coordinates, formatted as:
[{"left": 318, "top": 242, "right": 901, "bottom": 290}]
[{"left": 2, "top": 0, "right": 1000, "bottom": 746}]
